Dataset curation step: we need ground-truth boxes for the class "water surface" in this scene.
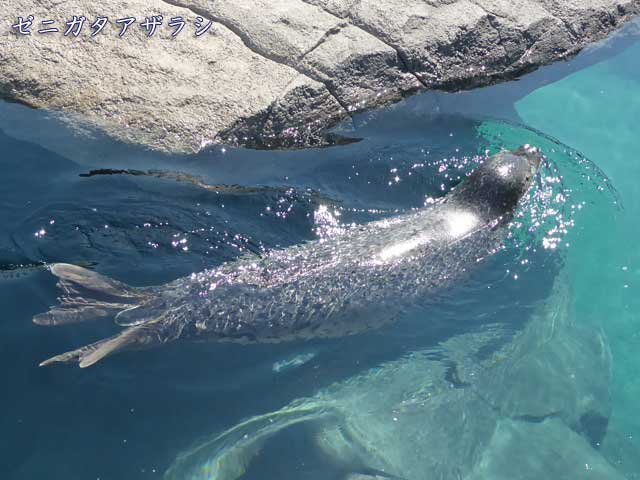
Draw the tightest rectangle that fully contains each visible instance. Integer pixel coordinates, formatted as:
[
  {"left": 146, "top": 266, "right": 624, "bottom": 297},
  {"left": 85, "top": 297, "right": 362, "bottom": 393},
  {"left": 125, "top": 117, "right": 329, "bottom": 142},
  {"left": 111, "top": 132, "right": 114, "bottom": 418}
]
[{"left": 0, "top": 22, "right": 639, "bottom": 480}]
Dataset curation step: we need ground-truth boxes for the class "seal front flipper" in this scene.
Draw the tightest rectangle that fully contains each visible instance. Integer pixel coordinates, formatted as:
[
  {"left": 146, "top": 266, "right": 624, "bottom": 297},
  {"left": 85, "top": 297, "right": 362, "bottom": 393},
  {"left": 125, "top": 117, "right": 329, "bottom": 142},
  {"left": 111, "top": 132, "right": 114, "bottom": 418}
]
[{"left": 33, "top": 263, "right": 153, "bottom": 326}]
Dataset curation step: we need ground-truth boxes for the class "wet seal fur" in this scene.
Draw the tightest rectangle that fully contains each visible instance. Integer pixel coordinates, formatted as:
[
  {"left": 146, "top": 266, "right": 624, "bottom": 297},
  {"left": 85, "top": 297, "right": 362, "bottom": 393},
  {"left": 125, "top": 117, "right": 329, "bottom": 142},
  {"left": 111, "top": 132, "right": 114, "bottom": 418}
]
[{"left": 34, "top": 146, "right": 542, "bottom": 368}]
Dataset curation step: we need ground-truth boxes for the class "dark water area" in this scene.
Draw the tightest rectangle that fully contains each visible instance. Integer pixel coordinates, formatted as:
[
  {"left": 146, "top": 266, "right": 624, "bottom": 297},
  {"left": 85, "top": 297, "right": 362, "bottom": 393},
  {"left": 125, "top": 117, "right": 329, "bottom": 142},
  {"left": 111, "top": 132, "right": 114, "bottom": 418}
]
[{"left": 1, "top": 20, "right": 639, "bottom": 480}]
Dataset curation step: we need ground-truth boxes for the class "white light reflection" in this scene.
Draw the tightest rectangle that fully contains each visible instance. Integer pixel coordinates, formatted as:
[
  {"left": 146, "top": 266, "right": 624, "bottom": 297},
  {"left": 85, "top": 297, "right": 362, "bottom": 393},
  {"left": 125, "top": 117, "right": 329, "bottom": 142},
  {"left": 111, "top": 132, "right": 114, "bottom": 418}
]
[
  {"left": 497, "top": 163, "right": 513, "bottom": 178},
  {"left": 376, "top": 210, "right": 480, "bottom": 263},
  {"left": 377, "top": 235, "right": 431, "bottom": 262},
  {"left": 446, "top": 210, "right": 479, "bottom": 238}
]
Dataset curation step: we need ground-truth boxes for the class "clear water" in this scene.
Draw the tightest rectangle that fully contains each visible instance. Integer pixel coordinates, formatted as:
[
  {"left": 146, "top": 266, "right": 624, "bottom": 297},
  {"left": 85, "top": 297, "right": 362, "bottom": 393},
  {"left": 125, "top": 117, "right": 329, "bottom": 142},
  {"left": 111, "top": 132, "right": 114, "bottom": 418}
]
[{"left": 1, "top": 23, "right": 639, "bottom": 480}]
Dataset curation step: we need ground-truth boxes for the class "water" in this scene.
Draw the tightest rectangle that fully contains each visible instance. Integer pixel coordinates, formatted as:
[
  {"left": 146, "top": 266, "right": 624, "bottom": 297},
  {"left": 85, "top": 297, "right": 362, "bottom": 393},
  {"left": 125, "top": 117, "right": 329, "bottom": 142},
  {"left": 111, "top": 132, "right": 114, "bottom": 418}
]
[
  {"left": 515, "top": 37, "right": 640, "bottom": 475},
  {"left": 1, "top": 23, "right": 639, "bottom": 480}
]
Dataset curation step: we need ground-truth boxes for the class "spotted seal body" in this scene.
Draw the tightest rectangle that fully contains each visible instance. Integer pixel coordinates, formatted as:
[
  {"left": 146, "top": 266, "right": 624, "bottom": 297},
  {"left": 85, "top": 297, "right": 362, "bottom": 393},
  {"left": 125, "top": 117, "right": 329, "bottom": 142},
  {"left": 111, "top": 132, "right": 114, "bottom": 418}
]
[{"left": 34, "top": 147, "right": 542, "bottom": 367}]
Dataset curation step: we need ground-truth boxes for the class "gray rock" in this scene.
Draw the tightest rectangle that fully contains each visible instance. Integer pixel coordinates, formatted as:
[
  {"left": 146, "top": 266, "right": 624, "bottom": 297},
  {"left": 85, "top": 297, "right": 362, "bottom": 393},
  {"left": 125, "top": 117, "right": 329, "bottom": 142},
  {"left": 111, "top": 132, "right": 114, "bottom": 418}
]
[
  {"left": 1, "top": 0, "right": 639, "bottom": 153},
  {"left": 473, "top": 272, "right": 613, "bottom": 440},
  {"left": 468, "top": 418, "right": 626, "bottom": 480}
]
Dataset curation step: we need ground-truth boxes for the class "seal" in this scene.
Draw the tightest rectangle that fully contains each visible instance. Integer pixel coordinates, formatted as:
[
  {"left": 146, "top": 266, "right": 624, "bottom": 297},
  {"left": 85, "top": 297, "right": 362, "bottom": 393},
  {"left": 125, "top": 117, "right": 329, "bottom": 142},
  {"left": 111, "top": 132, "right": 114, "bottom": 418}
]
[{"left": 34, "top": 146, "right": 542, "bottom": 368}]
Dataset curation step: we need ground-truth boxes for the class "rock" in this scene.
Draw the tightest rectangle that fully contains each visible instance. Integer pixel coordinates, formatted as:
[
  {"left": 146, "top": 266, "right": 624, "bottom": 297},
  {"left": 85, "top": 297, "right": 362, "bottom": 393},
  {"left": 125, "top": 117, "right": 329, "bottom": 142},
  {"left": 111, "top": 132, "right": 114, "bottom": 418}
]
[
  {"left": 468, "top": 418, "right": 626, "bottom": 480},
  {"left": 1, "top": 0, "right": 639, "bottom": 153},
  {"left": 473, "top": 272, "right": 613, "bottom": 444},
  {"left": 601, "top": 428, "right": 640, "bottom": 478},
  {"left": 165, "top": 274, "right": 621, "bottom": 480}
]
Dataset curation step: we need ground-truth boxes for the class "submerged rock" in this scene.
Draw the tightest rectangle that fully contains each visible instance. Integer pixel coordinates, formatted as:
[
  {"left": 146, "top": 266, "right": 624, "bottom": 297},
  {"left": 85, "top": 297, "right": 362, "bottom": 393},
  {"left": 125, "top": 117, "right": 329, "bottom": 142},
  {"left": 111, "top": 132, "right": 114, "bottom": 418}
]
[
  {"left": 1, "top": 0, "right": 639, "bottom": 153},
  {"left": 468, "top": 418, "right": 625, "bottom": 480},
  {"left": 164, "top": 274, "right": 620, "bottom": 479}
]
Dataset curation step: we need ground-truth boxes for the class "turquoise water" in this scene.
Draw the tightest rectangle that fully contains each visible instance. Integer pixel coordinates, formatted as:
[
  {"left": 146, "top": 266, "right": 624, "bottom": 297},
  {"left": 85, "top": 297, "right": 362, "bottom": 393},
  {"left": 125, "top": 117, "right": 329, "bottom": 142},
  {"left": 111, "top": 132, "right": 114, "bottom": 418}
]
[
  {"left": 517, "top": 39, "right": 640, "bottom": 473},
  {"left": 0, "top": 23, "right": 639, "bottom": 480}
]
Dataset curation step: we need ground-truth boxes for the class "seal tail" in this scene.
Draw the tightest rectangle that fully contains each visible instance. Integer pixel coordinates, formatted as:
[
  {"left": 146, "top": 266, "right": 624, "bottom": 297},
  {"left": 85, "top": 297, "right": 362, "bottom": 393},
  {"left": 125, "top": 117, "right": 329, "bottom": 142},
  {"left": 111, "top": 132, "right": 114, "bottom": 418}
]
[{"left": 33, "top": 263, "right": 149, "bottom": 327}]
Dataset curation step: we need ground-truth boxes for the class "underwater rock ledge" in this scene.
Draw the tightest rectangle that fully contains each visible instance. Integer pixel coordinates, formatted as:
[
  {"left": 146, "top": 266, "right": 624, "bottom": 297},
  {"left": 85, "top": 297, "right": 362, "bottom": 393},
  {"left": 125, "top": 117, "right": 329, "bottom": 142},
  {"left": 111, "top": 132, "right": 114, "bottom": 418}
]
[{"left": 1, "top": 0, "right": 639, "bottom": 153}]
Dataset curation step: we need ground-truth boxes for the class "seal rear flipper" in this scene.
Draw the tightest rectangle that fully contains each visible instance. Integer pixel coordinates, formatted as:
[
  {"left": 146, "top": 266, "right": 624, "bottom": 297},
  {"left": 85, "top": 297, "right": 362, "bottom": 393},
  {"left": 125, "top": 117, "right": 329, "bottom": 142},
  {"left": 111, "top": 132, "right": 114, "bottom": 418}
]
[
  {"left": 33, "top": 263, "right": 151, "bottom": 326},
  {"left": 39, "top": 320, "right": 161, "bottom": 368},
  {"left": 38, "top": 335, "right": 119, "bottom": 368}
]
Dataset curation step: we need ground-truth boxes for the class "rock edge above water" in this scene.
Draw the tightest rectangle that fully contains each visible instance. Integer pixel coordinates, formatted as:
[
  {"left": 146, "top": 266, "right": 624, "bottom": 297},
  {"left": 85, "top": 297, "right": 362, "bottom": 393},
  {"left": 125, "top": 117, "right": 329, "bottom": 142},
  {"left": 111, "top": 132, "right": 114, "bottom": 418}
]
[{"left": 1, "top": 0, "right": 639, "bottom": 153}]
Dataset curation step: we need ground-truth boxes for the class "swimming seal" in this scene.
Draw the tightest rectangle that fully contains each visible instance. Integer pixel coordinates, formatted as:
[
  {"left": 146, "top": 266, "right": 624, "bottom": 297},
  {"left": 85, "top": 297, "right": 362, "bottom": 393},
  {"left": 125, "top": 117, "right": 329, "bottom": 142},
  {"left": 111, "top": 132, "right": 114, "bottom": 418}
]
[{"left": 34, "top": 146, "right": 542, "bottom": 368}]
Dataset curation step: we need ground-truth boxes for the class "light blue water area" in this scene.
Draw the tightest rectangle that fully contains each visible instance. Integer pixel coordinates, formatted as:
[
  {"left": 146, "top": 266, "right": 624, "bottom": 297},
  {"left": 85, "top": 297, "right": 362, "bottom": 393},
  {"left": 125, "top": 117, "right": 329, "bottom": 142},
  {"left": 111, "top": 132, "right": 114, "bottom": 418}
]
[
  {"left": 0, "top": 24, "right": 639, "bottom": 480},
  {"left": 516, "top": 39, "right": 640, "bottom": 470}
]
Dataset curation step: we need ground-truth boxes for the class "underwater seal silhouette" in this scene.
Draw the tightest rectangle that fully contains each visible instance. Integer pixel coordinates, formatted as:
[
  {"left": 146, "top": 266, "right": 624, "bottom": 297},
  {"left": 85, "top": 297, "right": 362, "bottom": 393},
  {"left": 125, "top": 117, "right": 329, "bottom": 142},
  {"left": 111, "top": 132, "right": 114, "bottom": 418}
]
[{"left": 34, "top": 146, "right": 542, "bottom": 367}]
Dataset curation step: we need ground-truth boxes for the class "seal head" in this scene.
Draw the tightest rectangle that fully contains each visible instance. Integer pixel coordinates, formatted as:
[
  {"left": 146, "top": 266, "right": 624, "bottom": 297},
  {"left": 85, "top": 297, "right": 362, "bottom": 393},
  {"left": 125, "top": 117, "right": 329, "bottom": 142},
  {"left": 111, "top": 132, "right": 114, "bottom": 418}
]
[{"left": 449, "top": 145, "right": 542, "bottom": 223}]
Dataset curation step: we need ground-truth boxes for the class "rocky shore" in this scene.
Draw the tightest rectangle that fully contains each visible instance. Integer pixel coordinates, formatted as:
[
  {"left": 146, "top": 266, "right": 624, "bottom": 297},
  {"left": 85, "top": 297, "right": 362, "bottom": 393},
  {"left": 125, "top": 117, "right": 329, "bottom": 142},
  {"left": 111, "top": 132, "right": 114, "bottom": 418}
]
[{"left": 1, "top": 0, "right": 639, "bottom": 153}]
